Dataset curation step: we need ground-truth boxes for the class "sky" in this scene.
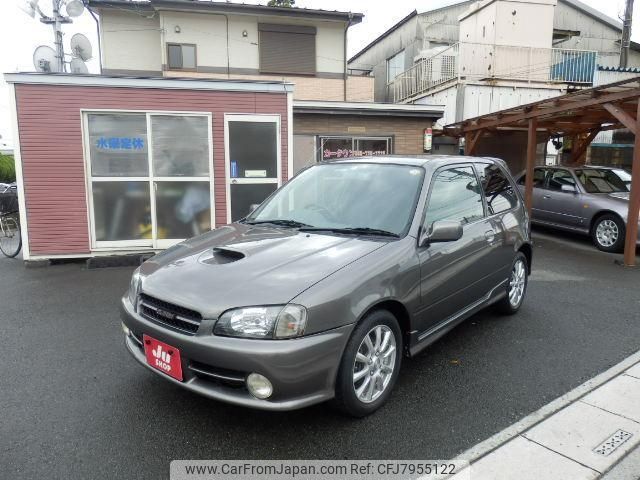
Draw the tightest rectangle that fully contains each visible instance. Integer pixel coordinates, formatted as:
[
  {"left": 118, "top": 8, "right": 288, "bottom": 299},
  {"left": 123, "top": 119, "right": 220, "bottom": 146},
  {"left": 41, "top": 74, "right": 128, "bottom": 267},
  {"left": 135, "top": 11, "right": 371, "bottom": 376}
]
[{"left": 0, "top": 0, "right": 637, "bottom": 148}]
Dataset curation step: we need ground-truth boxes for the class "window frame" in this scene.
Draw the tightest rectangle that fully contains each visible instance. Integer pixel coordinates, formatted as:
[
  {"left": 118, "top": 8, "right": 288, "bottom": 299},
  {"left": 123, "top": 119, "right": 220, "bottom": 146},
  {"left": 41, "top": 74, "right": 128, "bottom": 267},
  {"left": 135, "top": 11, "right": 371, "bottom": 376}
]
[
  {"left": 544, "top": 167, "right": 581, "bottom": 193},
  {"left": 420, "top": 163, "right": 486, "bottom": 236},
  {"left": 81, "top": 109, "right": 214, "bottom": 251},
  {"left": 386, "top": 49, "right": 406, "bottom": 84},
  {"left": 518, "top": 166, "right": 549, "bottom": 189},
  {"left": 475, "top": 161, "right": 521, "bottom": 218},
  {"left": 223, "top": 113, "right": 282, "bottom": 224},
  {"left": 166, "top": 43, "right": 197, "bottom": 71}
]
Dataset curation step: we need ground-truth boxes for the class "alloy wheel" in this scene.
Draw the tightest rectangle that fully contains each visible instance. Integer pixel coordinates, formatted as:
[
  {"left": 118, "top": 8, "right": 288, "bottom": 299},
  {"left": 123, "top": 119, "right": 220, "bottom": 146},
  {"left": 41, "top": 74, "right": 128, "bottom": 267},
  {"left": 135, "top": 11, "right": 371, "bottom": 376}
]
[
  {"left": 595, "top": 219, "right": 619, "bottom": 248},
  {"left": 509, "top": 259, "right": 526, "bottom": 308},
  {"left": 352, "top": 325, "right": 396, "bottom": 403}
]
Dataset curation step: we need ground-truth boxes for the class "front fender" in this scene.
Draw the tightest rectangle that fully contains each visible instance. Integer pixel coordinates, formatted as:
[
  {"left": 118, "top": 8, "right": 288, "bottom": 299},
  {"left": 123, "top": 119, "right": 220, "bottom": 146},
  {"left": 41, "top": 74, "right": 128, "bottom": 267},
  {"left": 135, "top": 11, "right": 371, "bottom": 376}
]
[{"left": 291, "top": 238, "right": 421, "bottom": 336}]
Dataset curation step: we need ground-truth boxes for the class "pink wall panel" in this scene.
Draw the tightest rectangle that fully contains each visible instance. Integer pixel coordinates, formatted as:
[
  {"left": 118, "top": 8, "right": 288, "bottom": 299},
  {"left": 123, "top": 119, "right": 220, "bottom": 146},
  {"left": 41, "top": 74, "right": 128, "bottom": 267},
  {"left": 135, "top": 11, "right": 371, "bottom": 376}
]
[{"left": 14, "top": 83, "right": 288, "bottom": 256}]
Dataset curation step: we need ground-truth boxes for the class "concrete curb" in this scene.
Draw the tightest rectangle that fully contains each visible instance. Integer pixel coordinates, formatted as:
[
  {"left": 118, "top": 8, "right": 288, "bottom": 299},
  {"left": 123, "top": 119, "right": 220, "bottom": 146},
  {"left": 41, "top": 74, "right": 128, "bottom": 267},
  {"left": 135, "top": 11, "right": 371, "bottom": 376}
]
[{"left": 454, "top": 349, "right": 640, "bottom": 467}]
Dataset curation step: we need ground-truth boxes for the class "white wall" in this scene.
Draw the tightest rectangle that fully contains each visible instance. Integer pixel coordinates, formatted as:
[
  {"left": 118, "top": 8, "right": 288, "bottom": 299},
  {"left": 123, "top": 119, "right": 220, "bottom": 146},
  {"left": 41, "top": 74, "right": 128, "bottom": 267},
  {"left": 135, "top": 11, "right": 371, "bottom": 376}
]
[
  {"left": 100, "top": 9, "right": 346, "bottom": 75},
  {"left": 160, "top": 12, "right": 230, "bottom": 70},
  {"left": 100, "top": 10, "right": 162, "bottom": 73},
  {"left": 415, "top": 82, "right": 566, "bottom": 126},
  {"left": 459, "top": 0, "right": 555, "bottom": 48}
]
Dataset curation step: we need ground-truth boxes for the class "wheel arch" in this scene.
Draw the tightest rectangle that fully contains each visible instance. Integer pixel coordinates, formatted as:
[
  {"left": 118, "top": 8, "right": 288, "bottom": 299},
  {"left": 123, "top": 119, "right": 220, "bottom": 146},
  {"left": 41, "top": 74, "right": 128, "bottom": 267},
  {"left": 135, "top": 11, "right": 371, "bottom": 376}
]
[
  {"left": 589, "top": 210, "right": 625, "bottom": 234},
  {"left": 357, "top": 299, "right": 412, "bottom": 356},
  {"left": 517, "top": 242, "right": 533, "bottom": 274}
]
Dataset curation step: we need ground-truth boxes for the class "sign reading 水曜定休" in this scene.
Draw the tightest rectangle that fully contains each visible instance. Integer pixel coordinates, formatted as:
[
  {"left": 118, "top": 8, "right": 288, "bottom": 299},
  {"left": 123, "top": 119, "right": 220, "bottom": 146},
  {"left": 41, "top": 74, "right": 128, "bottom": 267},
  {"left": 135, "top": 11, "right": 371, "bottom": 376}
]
[{"left": 95, "top": 137, "right": 145, "bottom": 150}]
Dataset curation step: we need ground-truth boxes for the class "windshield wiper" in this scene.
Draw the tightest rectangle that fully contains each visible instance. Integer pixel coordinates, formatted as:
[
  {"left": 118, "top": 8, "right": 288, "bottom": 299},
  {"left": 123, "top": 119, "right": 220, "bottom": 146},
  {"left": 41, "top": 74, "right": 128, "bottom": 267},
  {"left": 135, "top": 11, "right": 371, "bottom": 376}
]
[
  {"left": 299, "top": 227, "right": 400, "bottom": 238},
  {"left": 246, "top": 219, "right": 312, "bottom": 228}
]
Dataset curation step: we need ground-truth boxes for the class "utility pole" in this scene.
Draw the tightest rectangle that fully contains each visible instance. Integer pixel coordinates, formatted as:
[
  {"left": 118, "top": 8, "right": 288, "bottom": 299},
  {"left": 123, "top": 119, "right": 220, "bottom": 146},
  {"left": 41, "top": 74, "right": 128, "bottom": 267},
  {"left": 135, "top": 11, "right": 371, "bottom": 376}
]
[
  {"left": 36, "top": 0, "right": 72, "bottom": 72},
  {"left": 620, "top": 0, "right": 635, "bottom": 68}
]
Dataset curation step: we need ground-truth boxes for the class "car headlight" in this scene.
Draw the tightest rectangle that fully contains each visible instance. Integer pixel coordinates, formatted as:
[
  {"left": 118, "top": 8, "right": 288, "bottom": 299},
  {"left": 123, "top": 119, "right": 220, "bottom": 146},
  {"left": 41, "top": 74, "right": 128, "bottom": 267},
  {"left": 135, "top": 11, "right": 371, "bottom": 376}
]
[
  {"left": 128, "top": 267, "right": 142, "bottom": 311},
  {"left": 214, "top": 305, "right": 307, "bottom": 339}
]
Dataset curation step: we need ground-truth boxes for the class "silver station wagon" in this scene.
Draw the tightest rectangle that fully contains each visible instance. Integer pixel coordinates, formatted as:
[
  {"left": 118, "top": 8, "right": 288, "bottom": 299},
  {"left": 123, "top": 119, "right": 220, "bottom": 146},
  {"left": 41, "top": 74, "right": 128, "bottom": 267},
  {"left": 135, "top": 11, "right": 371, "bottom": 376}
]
[{"left": 121, "top": 156, "right": 532, "bottom": 417}]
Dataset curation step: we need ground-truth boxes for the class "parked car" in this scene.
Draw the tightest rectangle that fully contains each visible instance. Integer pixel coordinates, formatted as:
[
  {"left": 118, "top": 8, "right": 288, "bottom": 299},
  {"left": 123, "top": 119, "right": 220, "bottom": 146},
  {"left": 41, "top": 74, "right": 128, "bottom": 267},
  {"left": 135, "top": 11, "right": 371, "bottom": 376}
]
[
  {"left": 516, "top": 166, "right": 638, "bottom": 252},
  {"left": 121, "top": 156, "right": 532, "bottom": 416}
]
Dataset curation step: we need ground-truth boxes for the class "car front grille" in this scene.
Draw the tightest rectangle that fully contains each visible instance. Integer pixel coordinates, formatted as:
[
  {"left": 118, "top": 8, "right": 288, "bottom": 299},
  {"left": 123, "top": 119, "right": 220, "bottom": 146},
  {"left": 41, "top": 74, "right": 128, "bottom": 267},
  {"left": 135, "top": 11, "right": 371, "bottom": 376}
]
[{"left": 138, "top": 293, "right": 203, "bottom": 335}]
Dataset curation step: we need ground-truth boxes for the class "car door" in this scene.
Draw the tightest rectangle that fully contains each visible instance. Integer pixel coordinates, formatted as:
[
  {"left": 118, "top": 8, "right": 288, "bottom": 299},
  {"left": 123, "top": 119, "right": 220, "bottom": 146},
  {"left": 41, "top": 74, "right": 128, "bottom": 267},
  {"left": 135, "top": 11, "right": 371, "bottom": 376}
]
[
  {"left": 416, "top": 164, "right": 493, "bottom": 333},
  {"left": 540, "top": 168, "right": 585, "bottom": 228},
  {"left": 477, "top": 161, "right": 521, "bottom": 284},
  {"left": 517, "top": 167, "right": 549, "bottom": 222}
]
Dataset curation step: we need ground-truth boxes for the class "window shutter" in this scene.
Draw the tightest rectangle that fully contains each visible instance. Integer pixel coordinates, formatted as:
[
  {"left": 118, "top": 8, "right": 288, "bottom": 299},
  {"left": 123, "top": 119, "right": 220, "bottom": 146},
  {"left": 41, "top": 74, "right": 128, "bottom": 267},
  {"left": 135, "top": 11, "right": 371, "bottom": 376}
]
[{"left": 259, "top": 24, "right": 316, "bottom": 75}]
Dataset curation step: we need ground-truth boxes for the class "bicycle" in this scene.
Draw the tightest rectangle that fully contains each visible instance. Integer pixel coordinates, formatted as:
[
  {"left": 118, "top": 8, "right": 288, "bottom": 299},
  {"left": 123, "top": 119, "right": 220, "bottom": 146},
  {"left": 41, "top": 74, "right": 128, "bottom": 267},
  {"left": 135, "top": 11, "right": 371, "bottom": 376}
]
[{"left": 0, "top": 192, "right": 21, "bottom": 258}]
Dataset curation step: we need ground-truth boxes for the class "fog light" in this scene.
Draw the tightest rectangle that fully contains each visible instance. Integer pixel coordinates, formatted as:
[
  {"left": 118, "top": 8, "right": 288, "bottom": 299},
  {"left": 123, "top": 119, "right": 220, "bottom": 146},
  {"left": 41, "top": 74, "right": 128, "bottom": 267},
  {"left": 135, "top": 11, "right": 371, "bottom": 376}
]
[
  {"left": 121, "top": 322, "right": 130, "bottom": 336},
  {"left": 246, "top": 373, "right": 273, "bottom": 399}
]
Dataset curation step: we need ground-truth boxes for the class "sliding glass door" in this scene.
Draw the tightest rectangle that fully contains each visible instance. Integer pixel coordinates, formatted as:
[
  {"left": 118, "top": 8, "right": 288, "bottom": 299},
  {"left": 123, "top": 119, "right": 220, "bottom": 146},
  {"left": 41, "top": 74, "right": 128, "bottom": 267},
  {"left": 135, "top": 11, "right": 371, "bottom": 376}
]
[{"left": 85, "top": 111, "right": 213, "bottom": 250}]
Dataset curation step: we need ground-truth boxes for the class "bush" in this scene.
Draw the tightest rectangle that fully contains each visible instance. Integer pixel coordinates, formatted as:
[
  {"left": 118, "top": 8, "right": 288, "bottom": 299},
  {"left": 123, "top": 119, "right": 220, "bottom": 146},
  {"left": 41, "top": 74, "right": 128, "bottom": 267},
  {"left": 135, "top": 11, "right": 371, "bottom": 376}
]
[{"left": 0, "top": 154, "right": 16, "bottom": 183}]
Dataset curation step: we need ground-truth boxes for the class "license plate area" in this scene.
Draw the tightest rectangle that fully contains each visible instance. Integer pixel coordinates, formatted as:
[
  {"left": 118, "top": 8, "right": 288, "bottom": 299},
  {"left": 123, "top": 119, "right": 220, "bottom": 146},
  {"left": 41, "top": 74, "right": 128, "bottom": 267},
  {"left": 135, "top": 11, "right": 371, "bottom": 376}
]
[{"left": 143, "top": 334, "right": 184, "bottom": 381}]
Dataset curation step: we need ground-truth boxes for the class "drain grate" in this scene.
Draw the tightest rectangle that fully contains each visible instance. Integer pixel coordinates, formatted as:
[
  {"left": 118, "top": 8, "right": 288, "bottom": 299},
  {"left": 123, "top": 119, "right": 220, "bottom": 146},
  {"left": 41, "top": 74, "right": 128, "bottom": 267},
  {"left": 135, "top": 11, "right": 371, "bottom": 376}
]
[{"left": 593, "top": 430, "right": 633, "bottom": 456}]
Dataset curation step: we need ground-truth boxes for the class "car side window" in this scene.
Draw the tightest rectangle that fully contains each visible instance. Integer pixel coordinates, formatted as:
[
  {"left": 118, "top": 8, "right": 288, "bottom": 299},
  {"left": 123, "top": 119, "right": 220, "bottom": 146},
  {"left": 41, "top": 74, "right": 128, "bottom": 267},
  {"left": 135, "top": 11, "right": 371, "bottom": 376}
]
[
  {"left": 478, "top": 163, "right": 519, "bottom": 215},
  {"left": 517, "top": 168, "right": 547, "bottom": 187},
  {"left": 547, "top": 170, "right": 576, "bottom": 191},
  {"left": 424, "top": 166, "right": 484, "bottom": 230}
]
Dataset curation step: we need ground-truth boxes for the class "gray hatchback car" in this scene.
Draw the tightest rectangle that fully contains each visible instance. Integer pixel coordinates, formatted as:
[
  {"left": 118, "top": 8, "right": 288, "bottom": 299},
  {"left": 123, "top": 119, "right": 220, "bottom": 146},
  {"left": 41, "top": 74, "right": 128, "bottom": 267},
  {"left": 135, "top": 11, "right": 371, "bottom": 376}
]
[
  {"left": 121, "top": 156, "right": 532, "bottom": 416},
  {"left": 515, "top": 166, "right": 638, "bottom": 252}
]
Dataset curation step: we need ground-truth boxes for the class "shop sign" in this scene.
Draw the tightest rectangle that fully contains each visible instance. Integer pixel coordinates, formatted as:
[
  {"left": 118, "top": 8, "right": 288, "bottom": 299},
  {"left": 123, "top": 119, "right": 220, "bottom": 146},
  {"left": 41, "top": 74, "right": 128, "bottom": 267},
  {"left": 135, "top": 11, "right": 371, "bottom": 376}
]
[{"left": 323, "top": 149, "right": 386, "bottom": 159}]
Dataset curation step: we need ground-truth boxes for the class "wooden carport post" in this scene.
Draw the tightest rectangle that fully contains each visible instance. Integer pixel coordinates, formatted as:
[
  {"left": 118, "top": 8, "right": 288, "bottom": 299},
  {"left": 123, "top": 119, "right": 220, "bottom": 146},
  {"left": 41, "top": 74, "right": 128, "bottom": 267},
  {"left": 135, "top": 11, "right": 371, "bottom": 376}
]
[
  {"left": 524, "top": 118, "right": 538, "bottom": 216},
  {"left": 623, "top": 100, "right": 640, "bottom": 266}
]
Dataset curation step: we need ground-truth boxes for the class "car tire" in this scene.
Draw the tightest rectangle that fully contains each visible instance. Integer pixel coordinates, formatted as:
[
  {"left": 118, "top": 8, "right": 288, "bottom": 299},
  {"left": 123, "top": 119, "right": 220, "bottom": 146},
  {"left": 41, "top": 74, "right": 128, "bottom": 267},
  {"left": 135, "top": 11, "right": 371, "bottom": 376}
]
[
  {"left": 332, "top": 310, "right": 402, "bottom": 417},
  {"left": 495, "top": 252, "right": 528, "bottom": 315},
  {"left": 592, "top": 214, "right": 625, "bottom": 253}
]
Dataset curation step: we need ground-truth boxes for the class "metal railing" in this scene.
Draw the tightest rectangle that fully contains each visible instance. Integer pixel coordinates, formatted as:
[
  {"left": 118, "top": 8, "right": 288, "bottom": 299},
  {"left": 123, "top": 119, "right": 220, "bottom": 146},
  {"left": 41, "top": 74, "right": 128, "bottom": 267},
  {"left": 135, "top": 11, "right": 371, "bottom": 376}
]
[{"left": 389, "top": 42, "right": 601, "bottom": 103}]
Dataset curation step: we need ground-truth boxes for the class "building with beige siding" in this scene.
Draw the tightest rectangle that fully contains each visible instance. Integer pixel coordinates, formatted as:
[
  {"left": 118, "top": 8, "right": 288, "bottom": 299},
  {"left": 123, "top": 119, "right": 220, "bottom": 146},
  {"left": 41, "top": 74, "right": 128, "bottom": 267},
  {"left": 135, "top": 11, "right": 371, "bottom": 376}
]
[{"left": 86, "top": 0, "right": 445, "bottom": 173}]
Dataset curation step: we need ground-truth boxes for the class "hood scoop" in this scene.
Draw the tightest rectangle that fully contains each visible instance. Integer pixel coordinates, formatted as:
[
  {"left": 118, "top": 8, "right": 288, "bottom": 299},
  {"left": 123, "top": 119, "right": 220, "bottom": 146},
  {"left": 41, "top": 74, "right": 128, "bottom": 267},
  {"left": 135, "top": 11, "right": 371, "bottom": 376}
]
[{"left": 199, "top": 247, "right": 245, "bottom": 265}]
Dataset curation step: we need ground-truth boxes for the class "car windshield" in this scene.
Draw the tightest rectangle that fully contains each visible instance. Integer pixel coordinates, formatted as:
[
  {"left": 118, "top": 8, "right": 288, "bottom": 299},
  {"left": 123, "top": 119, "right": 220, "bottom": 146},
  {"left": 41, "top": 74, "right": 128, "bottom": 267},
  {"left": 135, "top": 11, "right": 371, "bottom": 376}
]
[
  {"left": 575, "top": 168, "right": 631, "bottom": 193},
  {"left": 245, "top": 162, "right": 425, "bottom": 236}
]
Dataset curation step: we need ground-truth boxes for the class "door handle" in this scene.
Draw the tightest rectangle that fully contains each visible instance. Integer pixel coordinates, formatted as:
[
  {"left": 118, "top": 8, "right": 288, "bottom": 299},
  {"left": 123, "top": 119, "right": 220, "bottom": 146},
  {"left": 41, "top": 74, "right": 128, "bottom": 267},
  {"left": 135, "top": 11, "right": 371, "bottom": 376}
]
[
  {"left": 543, "top": 195, "right": 551, "bottom": 199},
  {"left": 484, "top": 231, "right": 495, "bottom": 242}
]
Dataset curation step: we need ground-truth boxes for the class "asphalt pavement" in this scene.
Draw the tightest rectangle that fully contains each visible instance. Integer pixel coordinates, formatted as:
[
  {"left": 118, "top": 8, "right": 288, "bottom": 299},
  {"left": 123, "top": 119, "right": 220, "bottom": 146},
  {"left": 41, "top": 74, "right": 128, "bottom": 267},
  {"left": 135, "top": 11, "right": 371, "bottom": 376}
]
[{"left": 1, "top": 231, "right": 639, "bottom": 480}]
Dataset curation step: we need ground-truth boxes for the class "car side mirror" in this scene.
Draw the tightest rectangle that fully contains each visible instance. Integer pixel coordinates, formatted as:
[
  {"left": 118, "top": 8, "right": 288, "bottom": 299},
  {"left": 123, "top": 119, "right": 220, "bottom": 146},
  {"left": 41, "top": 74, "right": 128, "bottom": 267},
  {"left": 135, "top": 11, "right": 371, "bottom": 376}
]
[
  {"left": 248, "top": 203, "right": 261, "bottom": 214},
  {"left": 420, "top": 220, "right": 463, "bottom": 247},
  {"left": 560, "top": 184, "right": 577, "bottom": 193}
]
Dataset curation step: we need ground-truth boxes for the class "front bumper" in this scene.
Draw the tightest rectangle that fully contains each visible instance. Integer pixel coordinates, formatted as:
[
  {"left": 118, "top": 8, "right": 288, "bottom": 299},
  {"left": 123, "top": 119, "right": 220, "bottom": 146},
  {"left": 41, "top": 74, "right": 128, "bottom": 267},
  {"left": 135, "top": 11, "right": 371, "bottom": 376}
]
[{"left": 120, "top": 297, "right": 353, "bottom": 411}]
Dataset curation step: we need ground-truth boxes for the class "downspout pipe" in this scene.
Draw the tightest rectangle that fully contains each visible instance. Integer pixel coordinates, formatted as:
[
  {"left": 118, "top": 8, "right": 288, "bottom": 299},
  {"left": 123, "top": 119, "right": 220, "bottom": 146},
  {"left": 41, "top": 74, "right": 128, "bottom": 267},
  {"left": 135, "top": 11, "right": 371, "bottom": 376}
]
[{"left": 344, "top": 12, "right": 353, "bottom": 101}]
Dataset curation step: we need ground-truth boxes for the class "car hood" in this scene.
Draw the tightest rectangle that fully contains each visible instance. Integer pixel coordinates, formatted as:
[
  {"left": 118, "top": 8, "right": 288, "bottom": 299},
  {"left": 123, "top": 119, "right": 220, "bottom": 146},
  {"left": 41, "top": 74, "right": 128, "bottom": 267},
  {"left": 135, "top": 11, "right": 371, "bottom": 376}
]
[
  {"left": 608, "top": 192, "right": 630, "bottom": 201},
  {"left": 139, "top": 223, "right": 388, "bottom": 318}
]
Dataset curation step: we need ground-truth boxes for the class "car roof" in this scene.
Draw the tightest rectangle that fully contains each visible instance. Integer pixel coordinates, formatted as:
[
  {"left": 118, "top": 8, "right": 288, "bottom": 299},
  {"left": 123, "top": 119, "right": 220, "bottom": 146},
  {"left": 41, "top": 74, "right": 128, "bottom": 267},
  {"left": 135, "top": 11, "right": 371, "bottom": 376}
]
[
  {"left": 329, "top": 155, "right": 503, "bottom": 169},
  {"left": 534, "top": 165, "right": 622, "bottom": 171}
]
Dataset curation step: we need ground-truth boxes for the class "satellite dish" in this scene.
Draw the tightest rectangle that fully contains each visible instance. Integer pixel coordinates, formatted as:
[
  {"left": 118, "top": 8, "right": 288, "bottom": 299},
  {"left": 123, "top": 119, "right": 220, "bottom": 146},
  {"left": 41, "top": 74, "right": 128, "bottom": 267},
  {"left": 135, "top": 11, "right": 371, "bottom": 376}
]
[
  {"left": 70, "top": 58, "right": 89, "bottom": 74},
  {"left": 19, "top": 0, "right": 39, "bottom": 18},
  {"left": 33, "top": 45, "right": 60, "bottom": 73},
  {"left": 65, "top": 0, "right": 85, "bottom": 17},
  {"left": 70, "top": 33, "right": 92, "bottom": 61}
]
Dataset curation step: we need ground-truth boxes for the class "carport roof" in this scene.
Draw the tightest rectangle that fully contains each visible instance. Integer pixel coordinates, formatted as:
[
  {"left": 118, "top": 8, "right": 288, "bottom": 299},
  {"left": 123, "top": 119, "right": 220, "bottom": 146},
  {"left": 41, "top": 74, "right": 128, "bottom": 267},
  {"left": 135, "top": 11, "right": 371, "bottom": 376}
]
[
  {"left": 444, "top": 76, "right": 640, "bottom": 137},
  {"left": 443, "top": 76, "right": 640, "bottom": 267}
]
